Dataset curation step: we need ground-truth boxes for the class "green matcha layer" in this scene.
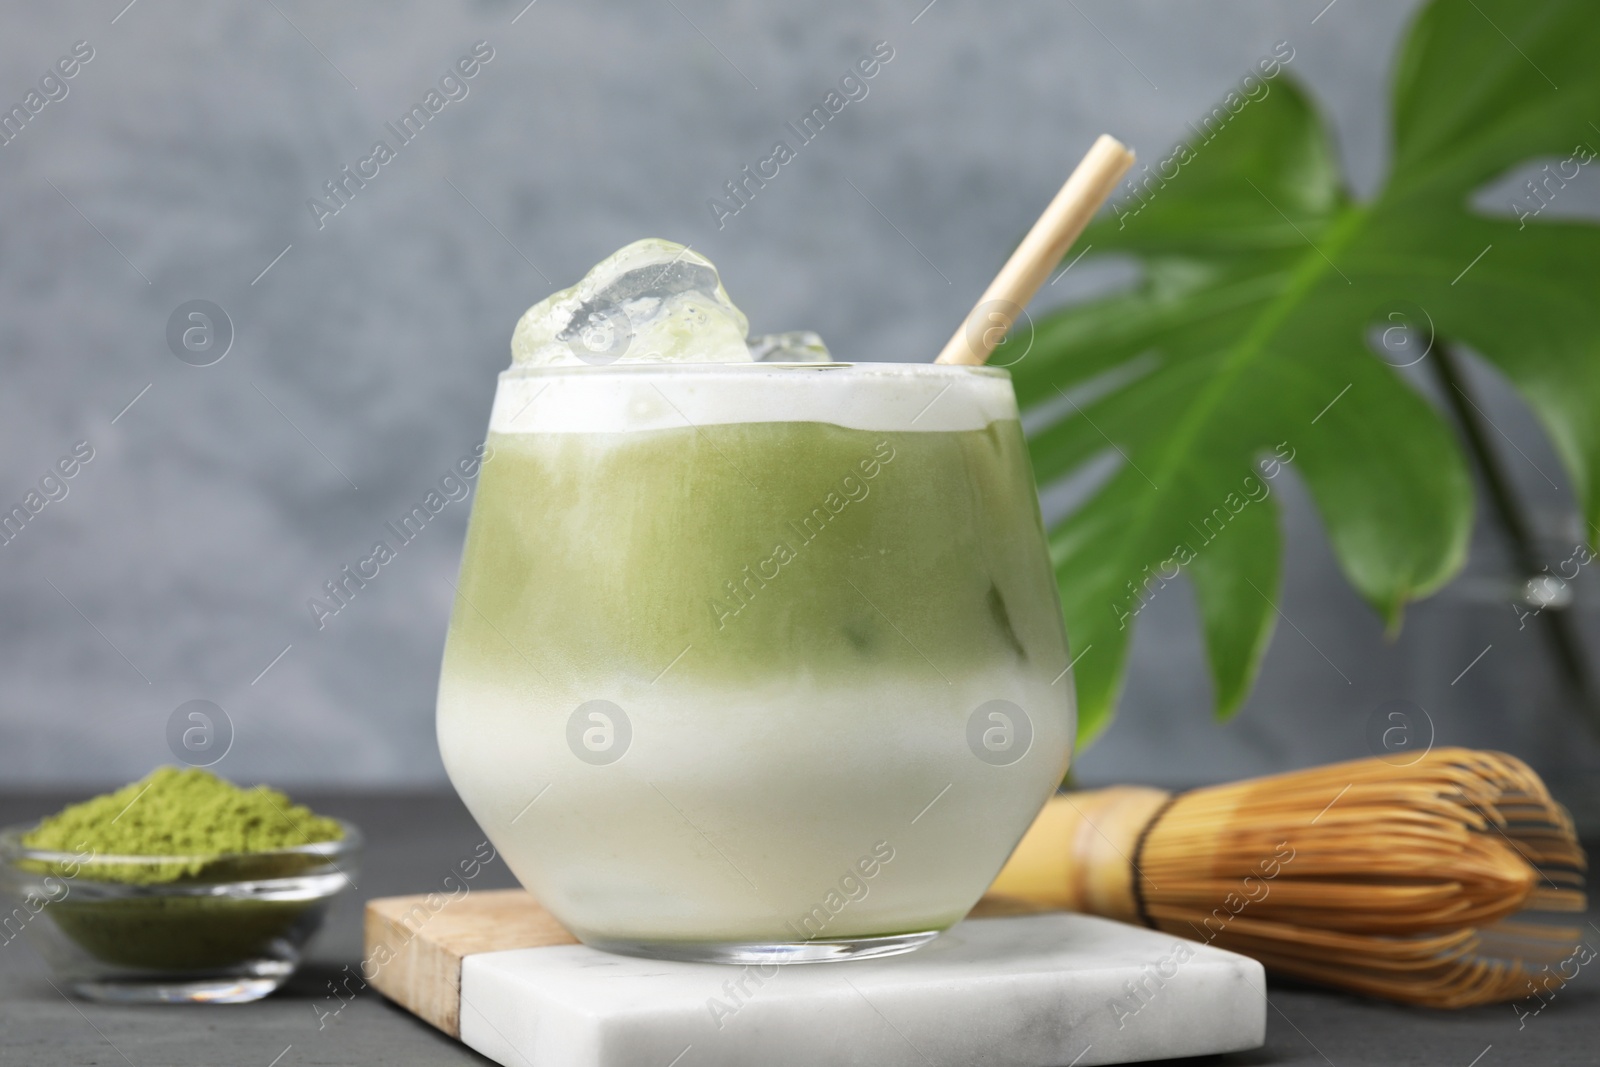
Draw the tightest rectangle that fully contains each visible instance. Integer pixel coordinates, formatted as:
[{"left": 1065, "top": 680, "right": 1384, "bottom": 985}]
[{"left": 446, "top": 419, "right": 1068, "bottom": 688}]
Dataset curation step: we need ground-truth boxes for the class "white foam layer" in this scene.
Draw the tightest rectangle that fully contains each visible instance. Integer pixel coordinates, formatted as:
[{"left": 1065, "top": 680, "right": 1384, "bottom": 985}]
[{"left": 489, "top": 364, "right": 1017, "bottom": 435}]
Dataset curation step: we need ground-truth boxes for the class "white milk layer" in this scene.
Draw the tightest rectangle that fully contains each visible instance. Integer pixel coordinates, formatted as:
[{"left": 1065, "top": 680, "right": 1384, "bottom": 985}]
[
  {"left": 437, "top": 667, "right": 1073, "bottom": 943},
  {"left": 489, "top": 363, "right": 1017, "bottom": 436}
]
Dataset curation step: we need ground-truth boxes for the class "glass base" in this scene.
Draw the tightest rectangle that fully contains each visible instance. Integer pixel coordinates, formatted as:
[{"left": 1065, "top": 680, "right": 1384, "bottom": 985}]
[
  {"left": 66, "top": 961, "right": 293, "bottom": 1004},
  {"left": 587, "top": 929, "right": 940, "bottom": 965}
]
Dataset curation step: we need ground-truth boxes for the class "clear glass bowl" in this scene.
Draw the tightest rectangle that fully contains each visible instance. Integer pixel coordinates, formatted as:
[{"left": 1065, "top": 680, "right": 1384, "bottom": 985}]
[{"left": 0, "top": 821, "right": 361, "bottom": 1003}]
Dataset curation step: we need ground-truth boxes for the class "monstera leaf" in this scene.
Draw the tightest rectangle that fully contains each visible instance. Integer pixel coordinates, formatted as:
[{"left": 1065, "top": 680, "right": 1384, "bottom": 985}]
[{"left": 1015, "top": 0, "right": 1600, "bottom": 745}]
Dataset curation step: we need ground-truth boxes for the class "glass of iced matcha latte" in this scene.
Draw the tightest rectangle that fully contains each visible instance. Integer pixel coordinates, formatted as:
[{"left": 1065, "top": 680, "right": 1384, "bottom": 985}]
[{"left": 437, "top": 240, "right": 1076, "bottom": 963}]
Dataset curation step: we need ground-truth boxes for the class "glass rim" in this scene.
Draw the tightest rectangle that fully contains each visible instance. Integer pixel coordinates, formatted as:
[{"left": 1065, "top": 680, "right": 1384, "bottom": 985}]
[
  {"left": 498, "top": 360, "right": 1012, "bottom": 381},
  {"left": 0, "top": 819, "right": 363, "bottom": 869}
]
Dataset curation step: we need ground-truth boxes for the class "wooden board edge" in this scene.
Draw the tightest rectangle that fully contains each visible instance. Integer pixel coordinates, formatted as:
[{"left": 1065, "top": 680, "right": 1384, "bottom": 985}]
[{"left": 364, "top": 895, "right": 468, "bottom": 1038}]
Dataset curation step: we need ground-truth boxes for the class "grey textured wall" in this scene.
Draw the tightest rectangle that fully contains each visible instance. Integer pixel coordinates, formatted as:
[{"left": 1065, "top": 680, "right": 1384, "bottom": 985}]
[{"left": 4, "top": 0, "right": 1599, "bottom": 797}]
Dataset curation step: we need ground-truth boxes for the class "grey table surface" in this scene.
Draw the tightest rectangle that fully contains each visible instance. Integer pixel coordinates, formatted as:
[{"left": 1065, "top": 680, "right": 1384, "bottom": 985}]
[{"left": 1, "top": 793, "right": 1595, "bottom": 1067}]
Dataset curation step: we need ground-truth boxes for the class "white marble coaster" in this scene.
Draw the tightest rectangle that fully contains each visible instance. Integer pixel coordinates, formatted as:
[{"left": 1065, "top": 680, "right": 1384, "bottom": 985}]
[{"left": 458, "top": 913, "right": 1266, "bottom": 1066}]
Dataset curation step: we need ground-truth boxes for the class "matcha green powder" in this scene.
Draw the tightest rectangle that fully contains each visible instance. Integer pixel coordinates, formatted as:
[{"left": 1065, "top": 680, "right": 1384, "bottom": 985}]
[
  {"left": 15, "top": 769, "right": 347, "bottom": 970},
  {"left": 25, "top": 766, "right": 342, "bottom": 883}
]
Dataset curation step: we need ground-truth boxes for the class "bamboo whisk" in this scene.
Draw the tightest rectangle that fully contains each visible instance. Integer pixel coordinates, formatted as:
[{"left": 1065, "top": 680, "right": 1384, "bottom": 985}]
[{"left": 989, "top": 748, "right": 1588, "bottom": 1008}]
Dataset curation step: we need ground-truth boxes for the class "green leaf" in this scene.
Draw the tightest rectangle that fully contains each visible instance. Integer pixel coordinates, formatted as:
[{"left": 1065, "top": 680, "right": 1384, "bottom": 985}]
[{"left": 1016, "top": 0, "right": 1600, "bottom": 747}]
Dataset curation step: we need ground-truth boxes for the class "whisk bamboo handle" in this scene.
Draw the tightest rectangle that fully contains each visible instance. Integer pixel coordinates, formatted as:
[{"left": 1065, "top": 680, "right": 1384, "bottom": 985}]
[{"left": 990, "top": 786, "right": 1170, "bottom": 923}]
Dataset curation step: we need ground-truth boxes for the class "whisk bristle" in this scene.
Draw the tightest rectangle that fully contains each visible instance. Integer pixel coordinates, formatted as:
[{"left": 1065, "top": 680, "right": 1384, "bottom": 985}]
[{"left": 1134, "top": 748, "right": 1586, "bottom": 1007}]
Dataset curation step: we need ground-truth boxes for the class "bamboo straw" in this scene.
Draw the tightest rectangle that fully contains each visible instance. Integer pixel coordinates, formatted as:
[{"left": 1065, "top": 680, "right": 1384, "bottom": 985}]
[
  {"left": 933, "top": 134, "right": 1134, "bottom": 366},
  {"left": 988, "top": 749, "right": 1588, "bottom": 1008}
]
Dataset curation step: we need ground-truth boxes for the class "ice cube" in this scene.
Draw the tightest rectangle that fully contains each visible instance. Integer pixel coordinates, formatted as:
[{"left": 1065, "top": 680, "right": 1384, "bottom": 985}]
[
  {"left": 511, "top": 240, "right": 752, "bottom": 367},
  {"left": 747, "top": 331, "right": 832, "bottom": 363}
]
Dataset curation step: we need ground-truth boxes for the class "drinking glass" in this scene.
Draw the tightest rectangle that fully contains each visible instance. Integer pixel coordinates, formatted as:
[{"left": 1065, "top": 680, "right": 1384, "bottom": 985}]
[{"left": 438, "top": 361, "right": 1075, "bottom": 963}]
